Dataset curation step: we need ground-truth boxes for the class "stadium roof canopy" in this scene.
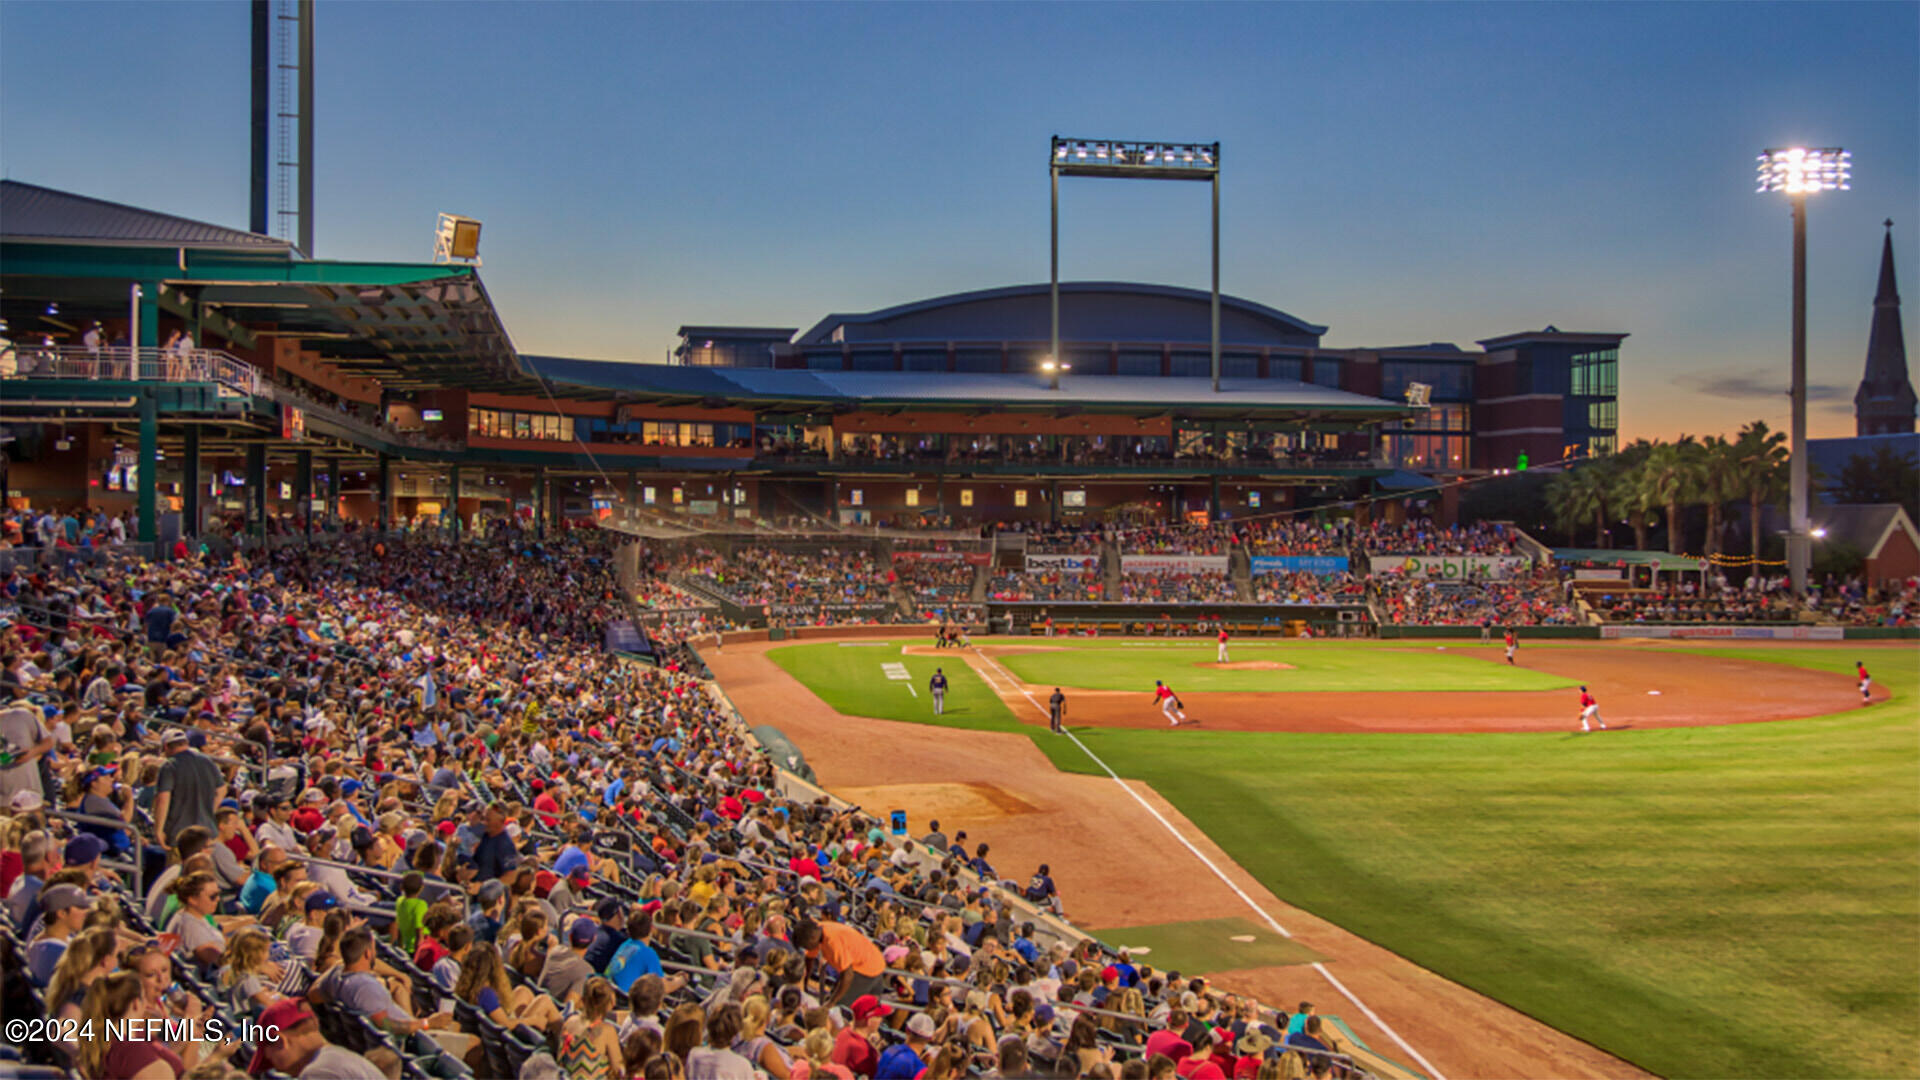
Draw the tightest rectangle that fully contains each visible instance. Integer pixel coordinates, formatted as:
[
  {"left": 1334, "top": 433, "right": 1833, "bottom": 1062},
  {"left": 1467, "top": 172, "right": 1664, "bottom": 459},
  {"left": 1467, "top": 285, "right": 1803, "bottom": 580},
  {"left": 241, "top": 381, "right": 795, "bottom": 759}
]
[
  {"left": 0, "top": 179, "right": 534, "bottom": 394},
  {"left": 522, "top": 356, "right": 1414, "bottom": 421},
  {"left": 795, "top": 282, "right": 1328, "bottom": 346}
]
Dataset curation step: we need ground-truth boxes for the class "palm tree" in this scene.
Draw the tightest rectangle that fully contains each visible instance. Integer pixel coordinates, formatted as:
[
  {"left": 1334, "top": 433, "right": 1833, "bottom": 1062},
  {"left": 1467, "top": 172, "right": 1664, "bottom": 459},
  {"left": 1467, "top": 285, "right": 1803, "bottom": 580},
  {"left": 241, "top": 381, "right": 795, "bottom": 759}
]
[
  {"left": 1611, "top": 439, "right": 1658, "bottom": 550},
  {"left": 1548, "top": 464, "right": 1612, "bottom": 547},
  {"left": 1697, "top": 435, "right": 1741, "bottom": 558},
  {"left": 1639, "top": 437, "right": 1704, "bottom": 554},
  {"left": 1731, "top": 420, "right": 1789, "bottom": 561}
]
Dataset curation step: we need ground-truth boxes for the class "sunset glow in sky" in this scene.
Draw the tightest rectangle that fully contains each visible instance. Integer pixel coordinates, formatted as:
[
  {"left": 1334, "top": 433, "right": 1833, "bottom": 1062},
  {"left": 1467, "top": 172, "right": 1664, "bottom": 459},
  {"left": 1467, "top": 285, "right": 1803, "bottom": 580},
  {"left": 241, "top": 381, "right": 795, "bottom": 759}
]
[{"left": 3, "top": 1, "right": 1913, "bottom": 441}]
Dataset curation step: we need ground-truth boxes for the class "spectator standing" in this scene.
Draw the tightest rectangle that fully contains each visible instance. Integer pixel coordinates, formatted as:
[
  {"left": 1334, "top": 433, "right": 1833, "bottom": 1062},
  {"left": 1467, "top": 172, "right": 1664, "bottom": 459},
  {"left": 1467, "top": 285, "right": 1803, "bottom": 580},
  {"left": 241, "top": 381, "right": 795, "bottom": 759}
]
[{"left": 153, "top": 729, "right": 224, "bottom": 845}]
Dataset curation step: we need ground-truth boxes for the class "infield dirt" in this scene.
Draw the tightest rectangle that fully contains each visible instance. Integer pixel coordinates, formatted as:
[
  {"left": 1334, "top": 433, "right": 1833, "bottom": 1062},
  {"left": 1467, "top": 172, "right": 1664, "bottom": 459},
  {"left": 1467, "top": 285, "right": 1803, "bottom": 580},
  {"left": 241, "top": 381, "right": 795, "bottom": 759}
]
[{"left": 706, "top": 637, "right": 1655, "bottom": 1080}]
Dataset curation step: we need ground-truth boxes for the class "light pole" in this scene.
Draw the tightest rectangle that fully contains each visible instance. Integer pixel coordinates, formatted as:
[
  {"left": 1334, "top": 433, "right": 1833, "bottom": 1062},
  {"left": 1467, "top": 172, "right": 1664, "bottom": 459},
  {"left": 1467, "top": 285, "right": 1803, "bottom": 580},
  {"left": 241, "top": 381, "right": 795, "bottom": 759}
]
[
  {"left": 1050, "top": 138, "right": 1220, "bottom": 389},
  {"left": 1756, "top": 146, "right": 1849, "bottom": 597}
]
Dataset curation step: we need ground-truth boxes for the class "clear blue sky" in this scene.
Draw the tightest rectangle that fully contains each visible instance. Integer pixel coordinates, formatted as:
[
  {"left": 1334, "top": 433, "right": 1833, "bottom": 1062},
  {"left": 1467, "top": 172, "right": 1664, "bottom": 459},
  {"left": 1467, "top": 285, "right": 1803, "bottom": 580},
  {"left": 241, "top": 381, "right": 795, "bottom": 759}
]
[{"left": 3, "top": 1, "right": 1914, "bottom": 440}]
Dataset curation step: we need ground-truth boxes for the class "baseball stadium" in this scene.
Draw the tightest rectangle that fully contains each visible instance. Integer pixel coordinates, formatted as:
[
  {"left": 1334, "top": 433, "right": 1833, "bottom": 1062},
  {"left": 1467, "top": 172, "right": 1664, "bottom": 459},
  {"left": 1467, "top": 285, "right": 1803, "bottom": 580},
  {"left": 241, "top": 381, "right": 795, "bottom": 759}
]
[{"left": 2, "top": 6, "right": 1918, "bottom": 1080}]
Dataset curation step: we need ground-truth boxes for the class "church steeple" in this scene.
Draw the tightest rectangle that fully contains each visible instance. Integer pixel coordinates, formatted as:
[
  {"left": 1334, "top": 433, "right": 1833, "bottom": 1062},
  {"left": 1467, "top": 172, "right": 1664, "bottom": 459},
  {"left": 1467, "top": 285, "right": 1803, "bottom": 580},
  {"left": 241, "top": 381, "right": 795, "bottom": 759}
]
[{"left": 1855, "top": 221, "right": 1917, "bottom": 436}]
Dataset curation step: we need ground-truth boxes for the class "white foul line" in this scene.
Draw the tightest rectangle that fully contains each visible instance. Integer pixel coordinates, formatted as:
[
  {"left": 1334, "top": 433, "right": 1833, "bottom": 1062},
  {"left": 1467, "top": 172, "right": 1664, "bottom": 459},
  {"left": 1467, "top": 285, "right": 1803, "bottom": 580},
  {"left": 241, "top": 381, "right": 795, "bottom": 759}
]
[{"left": 968, "top": 648, "right": 1447, "bottom": 1080}]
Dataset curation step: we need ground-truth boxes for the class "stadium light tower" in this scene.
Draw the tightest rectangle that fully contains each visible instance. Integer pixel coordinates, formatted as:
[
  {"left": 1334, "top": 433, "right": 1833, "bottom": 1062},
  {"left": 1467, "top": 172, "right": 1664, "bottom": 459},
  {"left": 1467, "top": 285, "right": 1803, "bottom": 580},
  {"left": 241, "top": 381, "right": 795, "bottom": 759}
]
[
  {"left": 1051, "top": 137, "right": 1222, "bottom": 390},
  {"left": 1756, "top": 146, "right": 1850, "bottom": 597}
]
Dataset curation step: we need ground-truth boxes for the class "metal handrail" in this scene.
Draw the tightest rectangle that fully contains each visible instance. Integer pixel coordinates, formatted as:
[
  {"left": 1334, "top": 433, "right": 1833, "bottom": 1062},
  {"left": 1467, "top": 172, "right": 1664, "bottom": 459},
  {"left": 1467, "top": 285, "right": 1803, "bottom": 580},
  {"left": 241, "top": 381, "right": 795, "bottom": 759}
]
[
  {"left": 1, "top": 344, "right": 259, "bottom": 395},
  {"left": 49, "top": 808, "right": 145, "bottom": 898}
]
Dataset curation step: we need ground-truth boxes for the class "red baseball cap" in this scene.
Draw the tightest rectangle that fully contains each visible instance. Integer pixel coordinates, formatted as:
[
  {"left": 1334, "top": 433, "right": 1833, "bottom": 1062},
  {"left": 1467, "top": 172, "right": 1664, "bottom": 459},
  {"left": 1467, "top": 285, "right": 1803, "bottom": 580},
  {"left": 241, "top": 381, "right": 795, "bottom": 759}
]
[
  {"left": 851, "top": 994, "right": 892, "bottom": 1022},
  {"left": 1101, "top": 965, "right": 1120, "bottom": 983},
  {"left": 248, "top": 998, "right": 316, "bottom": 1074}
]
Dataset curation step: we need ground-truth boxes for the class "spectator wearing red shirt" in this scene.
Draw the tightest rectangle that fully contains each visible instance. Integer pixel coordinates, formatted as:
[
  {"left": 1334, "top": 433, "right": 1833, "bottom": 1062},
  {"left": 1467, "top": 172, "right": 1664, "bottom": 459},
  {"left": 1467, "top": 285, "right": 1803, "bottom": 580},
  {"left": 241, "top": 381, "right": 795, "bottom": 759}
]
[
  {"left": 1176, "top": 1028, "right": 1234, "bottom": 1079},
  {"left": 831, "top": 994, "right": 890, "bottom": 1077}
]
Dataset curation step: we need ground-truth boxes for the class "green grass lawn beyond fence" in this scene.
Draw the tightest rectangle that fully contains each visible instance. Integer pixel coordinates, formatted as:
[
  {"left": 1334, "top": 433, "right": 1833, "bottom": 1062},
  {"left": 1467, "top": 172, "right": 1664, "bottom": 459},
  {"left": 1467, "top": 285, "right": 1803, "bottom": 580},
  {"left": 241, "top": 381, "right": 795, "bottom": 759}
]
[{"left": 992, "top": 639, "right": 1576, "bottom": 692}]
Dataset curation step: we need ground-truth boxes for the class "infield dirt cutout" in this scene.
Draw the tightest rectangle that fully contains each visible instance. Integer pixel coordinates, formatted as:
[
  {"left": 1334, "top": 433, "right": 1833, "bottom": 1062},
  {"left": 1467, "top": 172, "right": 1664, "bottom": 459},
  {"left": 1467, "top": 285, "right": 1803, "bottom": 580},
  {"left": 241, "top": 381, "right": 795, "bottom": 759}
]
[{"left": 706, "top": 635, "right": 1656, "bottom": 1080}]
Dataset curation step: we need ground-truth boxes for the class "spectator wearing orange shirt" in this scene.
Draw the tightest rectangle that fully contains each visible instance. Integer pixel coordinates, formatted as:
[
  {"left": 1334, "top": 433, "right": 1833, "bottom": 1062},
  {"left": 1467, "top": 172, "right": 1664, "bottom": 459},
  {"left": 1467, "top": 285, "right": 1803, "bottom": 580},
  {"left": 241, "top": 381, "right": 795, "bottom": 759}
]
[{"left": 794, "top": 917, "right": 886, "bottom": 1006}]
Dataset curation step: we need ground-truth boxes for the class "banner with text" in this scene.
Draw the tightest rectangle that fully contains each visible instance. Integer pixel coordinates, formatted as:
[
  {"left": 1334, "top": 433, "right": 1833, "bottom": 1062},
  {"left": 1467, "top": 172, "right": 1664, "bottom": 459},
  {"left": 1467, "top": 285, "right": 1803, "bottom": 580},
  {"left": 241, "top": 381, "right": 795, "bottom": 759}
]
[
  {"left": 1369, "top": 554, "right": 1532, "bottom": 580},
  {"left": 1024, "top": 554, "right": 1101, "bottom": 572},
  {"left": 1121, "top": 555, "right": 1230, "bottom": 574},
  {"left": 1600, "top": 624, "right": 1843, "bottom": 641},
  {"left": 1250, "top": 555, "right": 1350, "bottom": 575}
]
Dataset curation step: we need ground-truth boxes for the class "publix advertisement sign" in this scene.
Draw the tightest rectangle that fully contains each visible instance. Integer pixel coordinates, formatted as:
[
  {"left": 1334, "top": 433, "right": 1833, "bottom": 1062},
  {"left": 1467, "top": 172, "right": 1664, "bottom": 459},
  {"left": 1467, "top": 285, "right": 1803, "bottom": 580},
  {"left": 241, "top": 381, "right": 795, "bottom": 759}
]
[{"left": 1370, "top": 555, "right": 1532, "bottom": 579}]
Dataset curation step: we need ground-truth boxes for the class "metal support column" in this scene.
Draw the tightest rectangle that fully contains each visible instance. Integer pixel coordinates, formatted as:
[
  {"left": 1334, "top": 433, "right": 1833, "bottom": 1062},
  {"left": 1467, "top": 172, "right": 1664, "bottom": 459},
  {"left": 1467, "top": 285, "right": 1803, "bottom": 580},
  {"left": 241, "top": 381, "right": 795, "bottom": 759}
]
[
  {"left": 448, "top": 465, "right": 461, "bottom": 537},
  {"left": 327, "top": 456, "right": 342, "bottom": 526},
  {"left": 249, "top": 0, "right": 270, "bottom": 235},
  {"left": 1211, "top": 171, "right": 1221, "bottom": 393},
  {"left": 377, "top": 453, "right": 392, "bottom": 533},
  {"left": 534, "top": 468, "right": 547, "bottom": 537},
  {"left": 296, "top": 449, "right": 313, "bottom": 539},
  {"left": 1786, "top": 195, "right": 1810, "bottom": 596},
  {"left": 245, "top": 444, "right": 267, "bottom": 541},
  {"left": 1049, "top": 166, "right": 1061, "bottom": 391},
  {"left": 296, "top": 0, "right": 315, "bottom": 257},
  {"left": 181, "top": 426, "right": 201, "bottom": 540},
  {"left": 1050, "top": 479, "right": 1061, "bottom": 525},
  {"left": 137, "top": 394, "right": 158, "bottom": 544},
  {"left": 1209, "top": 474, "right": 1221, "bottom": 520}
]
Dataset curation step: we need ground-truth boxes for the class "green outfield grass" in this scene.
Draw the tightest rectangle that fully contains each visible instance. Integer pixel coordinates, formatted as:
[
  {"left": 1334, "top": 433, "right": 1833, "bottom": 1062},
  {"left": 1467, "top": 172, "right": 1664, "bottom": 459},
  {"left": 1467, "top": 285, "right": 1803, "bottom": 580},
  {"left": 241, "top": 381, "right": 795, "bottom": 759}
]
[
  {"left": 993, "top": 639, "right": 1577, "bottom": 692},
  {"left": 765, "top": 640, "right": 1021, "bottom": 729},
  {"left": 1019, "top": 644, "right": 1920, "bottom": 1080}
]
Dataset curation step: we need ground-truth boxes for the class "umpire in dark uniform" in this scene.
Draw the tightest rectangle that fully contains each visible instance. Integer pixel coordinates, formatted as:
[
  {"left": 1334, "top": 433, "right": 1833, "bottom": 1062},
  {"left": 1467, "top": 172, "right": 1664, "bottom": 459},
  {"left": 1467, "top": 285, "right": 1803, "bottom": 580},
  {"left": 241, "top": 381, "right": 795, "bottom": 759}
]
[{"left": 1048, "top": 687, "right": 1065, "bottom": 734}]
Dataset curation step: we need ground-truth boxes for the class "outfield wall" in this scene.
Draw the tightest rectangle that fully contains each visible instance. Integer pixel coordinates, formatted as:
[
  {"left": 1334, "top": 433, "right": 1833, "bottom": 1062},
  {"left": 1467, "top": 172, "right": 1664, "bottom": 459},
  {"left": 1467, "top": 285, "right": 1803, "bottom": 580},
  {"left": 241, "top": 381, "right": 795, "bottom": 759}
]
[{"left": 1377, "top": 625, "right": 1598, "bottom": 639}]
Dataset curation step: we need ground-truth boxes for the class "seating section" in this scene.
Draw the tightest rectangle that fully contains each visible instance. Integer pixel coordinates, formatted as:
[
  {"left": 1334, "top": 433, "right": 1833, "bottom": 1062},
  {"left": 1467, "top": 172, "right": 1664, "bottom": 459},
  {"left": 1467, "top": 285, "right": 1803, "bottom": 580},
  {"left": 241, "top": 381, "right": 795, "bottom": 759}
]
[{"left": 1, "top": 533, "right": 1377, "bottom": 1080}]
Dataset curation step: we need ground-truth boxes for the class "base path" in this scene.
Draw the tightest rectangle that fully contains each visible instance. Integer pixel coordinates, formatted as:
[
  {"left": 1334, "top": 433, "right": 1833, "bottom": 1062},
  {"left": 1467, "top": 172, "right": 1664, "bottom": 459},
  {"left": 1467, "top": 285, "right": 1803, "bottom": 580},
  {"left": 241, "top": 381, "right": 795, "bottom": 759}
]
[
  {"left": 966, "top": 642, "right": 1886, "bottom": 733},
  {"left": 706, "top": 638, "right": 1651, "bottom": 1080}
]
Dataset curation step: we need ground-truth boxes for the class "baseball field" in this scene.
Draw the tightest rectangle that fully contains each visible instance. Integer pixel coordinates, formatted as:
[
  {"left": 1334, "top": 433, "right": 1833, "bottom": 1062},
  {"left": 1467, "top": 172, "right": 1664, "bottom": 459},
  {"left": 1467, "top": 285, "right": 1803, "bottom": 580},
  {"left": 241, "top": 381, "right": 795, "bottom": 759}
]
[{"left": 740, "top": 636, "right": 1919, "bottom": 1080}]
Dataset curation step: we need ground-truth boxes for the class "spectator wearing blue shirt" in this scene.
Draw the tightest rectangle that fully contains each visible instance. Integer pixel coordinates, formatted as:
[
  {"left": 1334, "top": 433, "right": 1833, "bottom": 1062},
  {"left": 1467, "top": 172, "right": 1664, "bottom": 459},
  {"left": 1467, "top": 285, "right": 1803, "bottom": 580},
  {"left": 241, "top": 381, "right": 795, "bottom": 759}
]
[
  {"left": 238, "top": 847, "right": 297, "bottom": 914},
  {"left": 472, "top": 805, "right": 522, "bottom": 885},
  {"left": 875, "top": 1012, "right": 937, "bottom": 1078}
]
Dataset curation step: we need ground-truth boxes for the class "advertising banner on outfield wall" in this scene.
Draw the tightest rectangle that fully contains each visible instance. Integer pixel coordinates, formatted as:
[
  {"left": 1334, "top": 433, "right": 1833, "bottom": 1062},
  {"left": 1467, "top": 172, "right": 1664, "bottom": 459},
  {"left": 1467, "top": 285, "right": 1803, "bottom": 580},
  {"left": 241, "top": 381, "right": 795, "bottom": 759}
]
[
  {"left": 1369, "top": 555, "right": 1532, "bottom": 579},
  {"left": 1120, "top": 555, "right": 1230, "bottom": 574},
  {"left": 1024, "top": 554, "right": 1101, "bottom": 572},
  {"left": 1250, "top": 556, "right": 1350, "bottom": 575},
  {"left": 1600, "top": 625, "right": 1844, "bottom": 641}
]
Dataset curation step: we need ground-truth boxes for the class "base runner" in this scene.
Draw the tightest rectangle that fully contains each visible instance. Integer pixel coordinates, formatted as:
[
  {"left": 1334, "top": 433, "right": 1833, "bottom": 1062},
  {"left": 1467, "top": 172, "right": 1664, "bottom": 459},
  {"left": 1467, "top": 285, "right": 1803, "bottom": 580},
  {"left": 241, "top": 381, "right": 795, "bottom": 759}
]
[
  {"left": 1153, "top": 680, "right": 1187, "bottom": 727},
  {"left": 1578, "top": 684, "right": 1605, "bottom": 732}
]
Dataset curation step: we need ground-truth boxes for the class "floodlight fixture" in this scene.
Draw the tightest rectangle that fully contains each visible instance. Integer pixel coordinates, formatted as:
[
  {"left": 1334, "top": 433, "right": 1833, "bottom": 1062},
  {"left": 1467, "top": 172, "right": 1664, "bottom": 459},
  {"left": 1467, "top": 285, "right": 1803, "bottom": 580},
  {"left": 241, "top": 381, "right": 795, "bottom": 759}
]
[
  {"left": 1754, "top": 144, "right": 1849, "bottom": 597},
  {"left": 1755, "top": 147, "right": 1850, "bottom": 195},
  {"left": 433, "top": 213, "right": 483, "bottom": 265},
  {"left": 1050, "top": 135, "right": 1223, "bottom": 392}
]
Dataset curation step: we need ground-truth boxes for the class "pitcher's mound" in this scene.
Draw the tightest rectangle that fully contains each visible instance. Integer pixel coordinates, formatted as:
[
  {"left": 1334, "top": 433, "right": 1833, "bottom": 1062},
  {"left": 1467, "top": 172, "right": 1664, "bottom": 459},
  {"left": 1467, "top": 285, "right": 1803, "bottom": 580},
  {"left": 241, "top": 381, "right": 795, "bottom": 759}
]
[{"left": 1200, "top": 661, "right": 1295, "bottom": 671}]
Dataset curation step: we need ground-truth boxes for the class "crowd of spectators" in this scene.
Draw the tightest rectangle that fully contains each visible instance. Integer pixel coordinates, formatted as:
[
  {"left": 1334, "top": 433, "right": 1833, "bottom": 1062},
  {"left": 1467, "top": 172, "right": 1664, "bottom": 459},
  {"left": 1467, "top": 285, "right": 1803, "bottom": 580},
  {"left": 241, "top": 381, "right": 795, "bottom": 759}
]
[
  {"left": 1356, "top": 520, "right": 1520, "bottom": 557},
  {"left": 689, "top": 546, "right": 888, "bottom": 611},
  {"left": 1376, "top": 573, "right": 1579, "bottom": 626},
  {"left": 898, "top": 561, "right": 980, "bottom": 604},
  {"left": 0, "top": 532, "right": 1368, "bottom": 1080},
  {"left": 986, "top": 571, "right": 1107, "bottom": 604},
  {"left": 1585, "top": 579, "right": 1800, "bottom": 624},
  {"left": 1810, "top": 575, "right": 1918, "bottom": 627},
  {"left": 1115, "top": 528, "right": 1230, "bottom": 557},
  {"left": 1117, "top": 571, "right": 1239, "bottom": 605},
  {"left": 1248, "top": 573, "right": 1364, "bottom": 606},
  {"left": 1236, "top": 521, "right": 1350, "bottom": 559}
]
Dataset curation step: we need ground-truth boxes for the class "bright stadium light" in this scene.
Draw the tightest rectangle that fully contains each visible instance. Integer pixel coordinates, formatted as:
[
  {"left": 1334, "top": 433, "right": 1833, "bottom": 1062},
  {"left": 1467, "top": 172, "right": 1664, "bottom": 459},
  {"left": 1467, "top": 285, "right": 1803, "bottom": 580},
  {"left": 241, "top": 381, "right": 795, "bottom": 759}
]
[
  {"left": 1051, "top": 135, "right": 1224, "bottom": 391},
  {"left": 1755, "top": 147, "right": 1850, "bottom": 195},
  {"left": 1756, "top": 144, "right": 1849, "bottom": 597}
]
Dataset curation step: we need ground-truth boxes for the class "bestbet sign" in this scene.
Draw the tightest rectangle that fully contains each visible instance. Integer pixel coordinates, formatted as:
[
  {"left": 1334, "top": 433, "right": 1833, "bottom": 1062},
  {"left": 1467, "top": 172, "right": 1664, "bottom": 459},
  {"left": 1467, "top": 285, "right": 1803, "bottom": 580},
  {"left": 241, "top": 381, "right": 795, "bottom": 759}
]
[{"left": 1371, "top": 555, "right": 1532, "bottom": 579}]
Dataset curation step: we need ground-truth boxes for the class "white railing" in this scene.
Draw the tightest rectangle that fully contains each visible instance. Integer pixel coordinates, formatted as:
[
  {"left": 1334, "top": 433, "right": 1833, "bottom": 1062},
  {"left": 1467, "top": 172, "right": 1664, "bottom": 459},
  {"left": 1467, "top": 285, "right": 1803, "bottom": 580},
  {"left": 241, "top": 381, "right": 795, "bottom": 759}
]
[{"left": 0, "top": 344, "right": 260, "bottom": 397}]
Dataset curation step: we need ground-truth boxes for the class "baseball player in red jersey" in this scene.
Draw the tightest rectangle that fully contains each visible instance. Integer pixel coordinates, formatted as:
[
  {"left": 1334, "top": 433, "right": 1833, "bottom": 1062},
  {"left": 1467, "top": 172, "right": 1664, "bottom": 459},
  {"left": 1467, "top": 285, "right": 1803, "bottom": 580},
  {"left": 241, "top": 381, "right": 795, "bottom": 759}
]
[
  {"left": 1153, "top": 680, "right": 1187, "bottom": 726},
  {"left": 1503, "top": 628, "right": 1518, "bottom": 665},
  {"left": 1857, "top": 660, "right": 1872, "bottom": 703},
  {"left": 1577, "top": 685, "right": 1605, "bottom": 732},
  {"left": 1217, "top": 628, "right": 1231, "bottom": 663}
]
